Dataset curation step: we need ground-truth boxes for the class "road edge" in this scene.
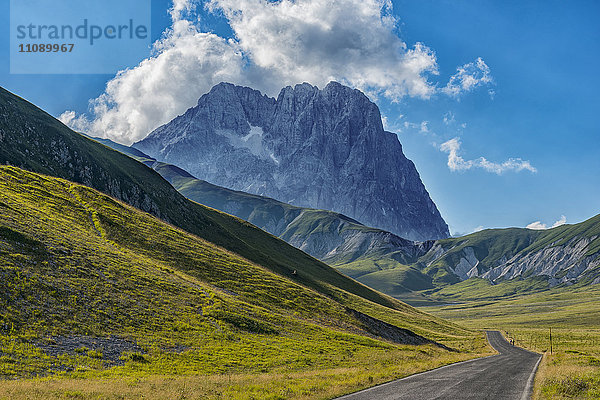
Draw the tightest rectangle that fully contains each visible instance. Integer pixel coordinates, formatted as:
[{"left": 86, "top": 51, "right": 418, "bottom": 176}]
[{"left": 520, "top": 353, "right": 543, "bottom": 400}]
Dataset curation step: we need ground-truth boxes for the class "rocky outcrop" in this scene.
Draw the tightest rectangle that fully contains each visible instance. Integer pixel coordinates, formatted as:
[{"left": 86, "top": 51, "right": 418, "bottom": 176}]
[
  {"left": 480, "top": 236, "right": 600, "bottom": 285},
  {"left": 134, "top": 82, "right": 449, "bottom": 241}
]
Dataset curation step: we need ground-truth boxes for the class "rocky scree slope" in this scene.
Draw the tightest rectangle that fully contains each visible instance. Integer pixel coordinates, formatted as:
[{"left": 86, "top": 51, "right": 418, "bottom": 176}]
[{"left": 133, "top": 82, "right": 449, "bottom": 241}]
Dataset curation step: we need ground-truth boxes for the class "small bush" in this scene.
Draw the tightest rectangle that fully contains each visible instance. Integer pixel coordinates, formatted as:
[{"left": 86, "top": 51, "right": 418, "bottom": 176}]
[
  {"left": 86, "top": 349, "right": 103, "bottom": 359},
  {"left": 587, "top": 357, "right": 600, "bottom": 366},
  {"left": 74, "top": 346, "right": 89, "bottom": 354},
  {"left": 544, "top": 375, "right": 590, "bottom": 397},
  {"left": 122, "top": 352, "right": 148, "bottom": 363}
]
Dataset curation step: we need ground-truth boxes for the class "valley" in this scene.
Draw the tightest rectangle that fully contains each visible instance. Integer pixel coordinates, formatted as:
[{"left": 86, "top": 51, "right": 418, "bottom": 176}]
[
  {"left": 423, "top": 284, "right": 600, "bottom": 399},
  {"left": 1, "top": 0, "right": 598, "bottom": 398},
  {"left": 0, "top": 82, "right": 597, "bottom": 399},
  {"left": 0, "top": 87, "right": 487, "bottom": 398},
  {"left": 85, "top": 85, "right": 600, "bottom": 399},
  {"left": 95, "top": 134, "right": 600, "bottom": 305}
]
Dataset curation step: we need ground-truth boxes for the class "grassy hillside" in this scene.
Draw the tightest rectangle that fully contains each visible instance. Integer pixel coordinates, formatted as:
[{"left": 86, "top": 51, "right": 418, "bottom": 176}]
[
  {"left": 424, "top": 276, "right": 551, "bottom": 302},
  {"left": 0, "top": 166, "right": 486, "bottom": 398},
  {"left": 95, "top": 139, "right": 437, "bottom": 293},
  {"left": 523, "top": 214, "right": 600, "bottom": 258},
  {"left": 0, "top": 86, "right": 419, "bottom": 313},
  {"left": 338, "top": 214, "right": 600, "bottom": 300},
  {"left": 413, "top": 217, "right": 600, "bottom": 307}
]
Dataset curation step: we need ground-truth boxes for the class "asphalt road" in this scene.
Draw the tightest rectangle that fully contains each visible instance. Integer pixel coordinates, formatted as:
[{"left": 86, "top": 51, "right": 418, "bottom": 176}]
[{"left": 336, "top": 331, "right": 542, "bottom": 400}]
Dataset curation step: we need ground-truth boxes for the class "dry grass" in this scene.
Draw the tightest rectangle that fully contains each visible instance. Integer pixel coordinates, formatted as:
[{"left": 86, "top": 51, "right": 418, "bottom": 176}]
[
  {"left": 501, "top": 328, "right": 600, "bottom": 399},
  {"left": 532, "top": 352, "right": 548, "bottom": 400},
  {"left": 0, "top": 349, "right": 486, "bottom": 400}
]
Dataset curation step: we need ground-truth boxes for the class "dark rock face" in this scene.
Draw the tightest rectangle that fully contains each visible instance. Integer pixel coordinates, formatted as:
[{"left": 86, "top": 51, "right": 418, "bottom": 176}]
[
  {"left": 134, "top": 82, "right": 449, "bottom": 240},
  {"left": 346, "top": 308, "right": 448, "bottom": 348}
]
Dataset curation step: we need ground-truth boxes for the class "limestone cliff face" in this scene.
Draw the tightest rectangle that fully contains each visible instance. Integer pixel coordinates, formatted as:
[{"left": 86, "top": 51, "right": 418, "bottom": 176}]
[
  {"left": 134, "top": 82, "right": 449, "bottom": 241},
  {"left": 420, "top": 221, "right": 600, "bottom": 286}
]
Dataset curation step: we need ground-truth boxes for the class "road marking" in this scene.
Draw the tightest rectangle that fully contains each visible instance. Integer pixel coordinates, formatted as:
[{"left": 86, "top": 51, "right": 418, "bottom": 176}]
[{"left": 521, "top": 354, "right": 543, "bottom": 400}]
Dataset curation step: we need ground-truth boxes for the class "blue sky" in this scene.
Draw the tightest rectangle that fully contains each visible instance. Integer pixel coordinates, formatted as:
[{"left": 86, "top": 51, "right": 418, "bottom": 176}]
[
  {"left": 1, "top": 0, "right": 598, "bottom": 236},
  {"left": 390, "top": 0, "right": 600, "bottom": 234}
]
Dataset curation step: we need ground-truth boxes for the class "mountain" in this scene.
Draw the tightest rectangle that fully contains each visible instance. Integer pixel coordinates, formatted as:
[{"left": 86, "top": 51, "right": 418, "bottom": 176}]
[
  {"left": 133, "top": 82, "right": 449, "bottom": 241},
  {"left": 147, "top": 158, "right": 429, "bottom": 266},
  {"left": 338, "top": 215, "right": 600, "bottom": 300},
  {"left": 0, "top": 166, "right": 474, "bottom": 382},
  {"left": 0, "top": 85, "right": 415, "bottom": 310},
  {"left": 419, "top": 216, "right": 600, "bottom": 288},
  {"left": 153, "top": 160, "right": 437, "bottom": 290},
  {"left": 79, "top": 91, "right": 600, "bottom": 301}
]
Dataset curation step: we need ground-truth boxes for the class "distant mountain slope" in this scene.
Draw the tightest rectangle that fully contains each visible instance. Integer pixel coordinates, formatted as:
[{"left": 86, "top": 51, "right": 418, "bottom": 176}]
[
  {"left": 0, "top": 86, "right": 413, "bottom": 311},
  {"left": 155, "top": 161, "right": 431, "bottom": 264},
  {"left": 419, "top": 216, "right": 600, "bottom": 288},
  {"left": 0, "top": 166, "right": 473, "bottom": 379},
  {"left": 133, "top": 82, "right": 449, "bottom": 241}
]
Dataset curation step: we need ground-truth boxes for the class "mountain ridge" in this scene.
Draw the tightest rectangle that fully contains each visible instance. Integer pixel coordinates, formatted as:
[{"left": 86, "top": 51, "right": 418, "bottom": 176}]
[
  {"left": 420, "top": 217, "right": 600, "bottom": 287},
  {"left": 89, "top": 136, "right": 437, "bottom": 294}
]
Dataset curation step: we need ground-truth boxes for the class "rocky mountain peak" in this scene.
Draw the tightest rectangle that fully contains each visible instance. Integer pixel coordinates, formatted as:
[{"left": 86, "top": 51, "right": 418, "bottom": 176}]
[{"left": 134, "top": 82, "right": 450, "bottom": 241}]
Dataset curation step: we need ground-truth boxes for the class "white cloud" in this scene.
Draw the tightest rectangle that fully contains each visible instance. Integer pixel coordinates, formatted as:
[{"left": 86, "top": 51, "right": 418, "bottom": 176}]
[
  {"left": 403, "top": 120, "right": 430, "bottom": 134},
  {"left": 450, "top": 225, "right": 484, "bottom": 237},
  {"left": 526, "top": 215, "right": 567, "bottom": 230},
  {"left": 443, "top": 57, "right": 493, "bottom": 97},
  {"left": 552, "top": 215, "right": 567, "bottom": 228},
  {"left": 170, "top": 0, "right": 195, "bottom": 20},
  {"left": 443, "top": 111, "right": 455, "bottom": 125},
  {"left": 381, "top": 115, "right": 389, "bottom": 130},
  {"left": 61, "top": 5, "right": 246, "bottom": 145},
  {"left": 208, "top": 0, "right": 441, "bottom": 100},
  {"left": 63, "top": 0, "right": 449, "bottom": 144},
  {"left": 442, "top": 111, "right": 468, "bottom": 130},
  {"left": 381, "top": 113, "right": 404, "bottom": 132},
  {"left": 58, "top": 110, "right": 89, "bottom": 132},
  {"left": 440, "top": 137, "right": 537, "bottom": 174},
  {"left": 526, "top": 221, "right": 547, "bottom": 230}
]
